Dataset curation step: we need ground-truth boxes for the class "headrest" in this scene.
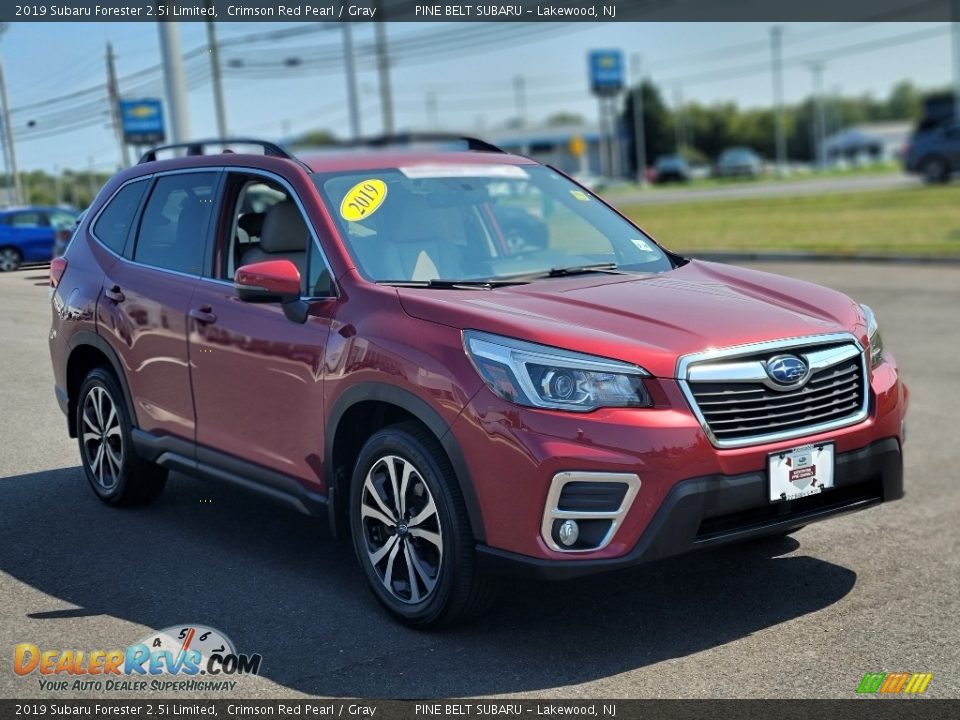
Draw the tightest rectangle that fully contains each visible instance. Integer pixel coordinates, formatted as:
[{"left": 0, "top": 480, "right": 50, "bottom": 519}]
[
  {"left": 260, "top": 201, "right": 309, "bottom": 253},
  {"left": 238, "top": 212, "right": 264, "bottom": 238}
]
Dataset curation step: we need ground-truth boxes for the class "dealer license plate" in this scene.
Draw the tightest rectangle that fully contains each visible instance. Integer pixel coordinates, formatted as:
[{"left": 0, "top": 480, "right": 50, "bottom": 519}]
[{"left": 768, "top": 442, "right": 835, "bottom": 502}]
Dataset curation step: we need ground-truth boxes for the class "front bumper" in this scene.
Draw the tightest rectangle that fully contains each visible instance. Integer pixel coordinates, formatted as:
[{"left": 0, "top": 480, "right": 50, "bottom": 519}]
[{"left": 477, "top": 437, "right": 903, "bottom": 580}]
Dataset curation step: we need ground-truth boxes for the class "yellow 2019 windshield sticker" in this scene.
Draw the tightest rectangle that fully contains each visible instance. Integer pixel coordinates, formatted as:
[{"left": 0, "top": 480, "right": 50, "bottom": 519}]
[
  {"left": 570, "top": 189, "right": 590, "bottom": 201},
  {"left": 340, "top": 179, "right": 388, "bottom": 221}
]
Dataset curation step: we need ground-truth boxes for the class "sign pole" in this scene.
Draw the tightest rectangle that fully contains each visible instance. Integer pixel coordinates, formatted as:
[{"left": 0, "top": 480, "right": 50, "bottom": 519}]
[
  {"left": 588, "top": 49, "right": 625, "bottom": 182},
  {"left": 631, "top": 54, "right": 647, "bottom": 186}
]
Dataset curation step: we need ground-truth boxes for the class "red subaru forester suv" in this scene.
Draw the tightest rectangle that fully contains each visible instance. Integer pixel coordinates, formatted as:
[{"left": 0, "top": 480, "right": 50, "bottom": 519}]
[{"left": 49, "top": 138, "right": 907, "bottom": 627}]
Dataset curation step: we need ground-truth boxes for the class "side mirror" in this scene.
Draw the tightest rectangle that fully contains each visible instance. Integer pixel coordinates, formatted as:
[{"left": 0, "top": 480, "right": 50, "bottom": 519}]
[{"left": 234, "top": 260, "right": 301, "bottom": 303}]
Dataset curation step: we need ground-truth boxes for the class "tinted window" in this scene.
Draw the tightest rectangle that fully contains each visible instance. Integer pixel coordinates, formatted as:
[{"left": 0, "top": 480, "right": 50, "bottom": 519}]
[
  {"left": 134, "top": 173, "right": 217, "bottom": 275},
  {"left": 49, "top": 210, "right": 78, "bottom": 230},
  {"left": 93, "top": 181, "right": 149, "bottom": 254},
  {"left": 7, "top": 211, "right": 45, "bottom": 228}
]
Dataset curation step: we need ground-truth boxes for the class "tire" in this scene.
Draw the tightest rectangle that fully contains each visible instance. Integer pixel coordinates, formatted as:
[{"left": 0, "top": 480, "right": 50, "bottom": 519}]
[
  {"left": 921, "top": 156, "right": 950, "bottom": 184},
  {"left": 349, "top": 422, "right": 497, "bottom": 628},
  {"left": 0, "top": 247, "right": 22, "bottom": 272},
  {"left": 76, "top": 367, "right": 167, "bottom": 506}
]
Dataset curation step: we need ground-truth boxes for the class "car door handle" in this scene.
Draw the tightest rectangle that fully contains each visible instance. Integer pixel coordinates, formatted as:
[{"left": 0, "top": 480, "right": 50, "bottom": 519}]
[
  {"left": 104, "top": 285, "right": 125, "bottom": 303},
  {"left": 189, "top": 306, "right": 217, "bottom": 324}
]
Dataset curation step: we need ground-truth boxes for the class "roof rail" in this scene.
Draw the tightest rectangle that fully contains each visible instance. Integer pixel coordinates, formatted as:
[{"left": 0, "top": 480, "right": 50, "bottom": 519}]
[
  {"left": 351, "top": 133, "right": 506, "bottom": 153},
  {"left": 138, "top": 138, "right": 306, "bottom": 166}
]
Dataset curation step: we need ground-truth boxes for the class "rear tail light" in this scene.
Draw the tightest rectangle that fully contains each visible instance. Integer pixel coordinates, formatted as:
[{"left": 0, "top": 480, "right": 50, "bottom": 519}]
[{"left": 50, "top": 257, "right": 68, "bottom": 288}]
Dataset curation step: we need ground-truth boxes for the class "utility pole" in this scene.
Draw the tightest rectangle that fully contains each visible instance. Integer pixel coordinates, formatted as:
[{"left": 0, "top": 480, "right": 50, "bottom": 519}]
[
  {"left": 53, "top": 164, "right": 61, "bottom": 205},
  {"left": 341, "top": 23, "right": 361, "bottom": 140},
  {"left": 630, "top": 53, "right": 647, "bottom": 185},
  {"left": 374, "top": 16, "right": 394, "bottom": 135},
  {"left": 0, "top": 100, "right": 9, "bottom": 204},
  {"left": 106, "top": 43, "right": 130, "bottom": 168},
  {"left": 425, "top": 92, "right": 438, "bottom": 129},
  {"left": 608, "top": 96, "right": 621, "bottom": 178},
  {"left": 157, "top": 19, "right": 190, "bottom": 144},
  {"left": 513, "top": 75, "right": 527, "bottom": 127},
  {"left": 205, "top": 2, "right": 228, "bottom": 137},
  {"left": 0, "top": 24, "right": 22, "bottom": 206},
  {"left": 770, "top": 25, "right": 788, "bottom": 175},
  {"left": 952, "top": 0, "right": 960, "bottom": 121},
  {"left": 596, "top": 97, "right": 608, "bottom": 179},
  {"left": 808, "top": 61, "right": 826, "bottom": 169}
]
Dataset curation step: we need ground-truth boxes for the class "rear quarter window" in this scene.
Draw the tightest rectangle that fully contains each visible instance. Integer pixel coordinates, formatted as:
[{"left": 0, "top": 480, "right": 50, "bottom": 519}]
[{"left": 93, "top": 180, "right": 150, "bottom": 254}]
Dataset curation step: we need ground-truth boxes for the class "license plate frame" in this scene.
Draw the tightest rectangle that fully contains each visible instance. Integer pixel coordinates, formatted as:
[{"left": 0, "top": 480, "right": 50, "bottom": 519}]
[{"left": 768, "top": 442, "right": 835, "bottom": 503}]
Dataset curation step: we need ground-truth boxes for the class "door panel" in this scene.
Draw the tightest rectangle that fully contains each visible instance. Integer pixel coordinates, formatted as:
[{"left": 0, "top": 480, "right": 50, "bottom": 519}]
[
  {"left": 96, "top": 170, "right": 220, "bottom": 442},
  {"left": 97, "top": 259, "right": 199, "bottom": 440},
  {"left": 187, "top": 279, "right": 333, "bottom": 489}
]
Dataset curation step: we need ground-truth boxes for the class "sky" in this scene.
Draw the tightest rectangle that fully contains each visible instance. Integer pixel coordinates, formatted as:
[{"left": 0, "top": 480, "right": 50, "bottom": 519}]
[{"left": 1, "top": 21, "right": 954, "bottom": 172}]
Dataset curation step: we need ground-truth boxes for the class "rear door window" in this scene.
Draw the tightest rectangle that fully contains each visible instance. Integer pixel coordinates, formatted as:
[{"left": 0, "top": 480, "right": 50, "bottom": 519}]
[
  {"left": 134, "top": 172, "right": 218, "bottom": 275},
  {"left": 93, "top": 180, "right": 149, "bottom": 254},
  {"left": 7, "top": 211, "right": 47, "bottom": 228}
]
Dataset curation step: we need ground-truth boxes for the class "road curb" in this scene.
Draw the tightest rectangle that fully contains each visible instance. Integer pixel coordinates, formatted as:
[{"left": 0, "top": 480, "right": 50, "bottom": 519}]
[{"left": 681, "top": 251, "right": 960, "bottom": 265}]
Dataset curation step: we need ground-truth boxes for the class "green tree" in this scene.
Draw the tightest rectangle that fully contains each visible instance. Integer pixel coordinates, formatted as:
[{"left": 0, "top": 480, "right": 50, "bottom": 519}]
[{"left": 545, "top": 112, "right": 585, "bottom": 127}]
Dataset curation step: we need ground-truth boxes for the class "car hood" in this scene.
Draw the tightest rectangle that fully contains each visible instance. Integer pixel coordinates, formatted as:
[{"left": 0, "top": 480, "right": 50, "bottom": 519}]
[{"left": 396, "top": 260, "right": 866, "bottom": 378}]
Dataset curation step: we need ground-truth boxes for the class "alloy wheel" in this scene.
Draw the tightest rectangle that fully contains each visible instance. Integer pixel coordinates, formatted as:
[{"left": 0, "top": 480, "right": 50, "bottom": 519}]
[
  {"left": 925, "top": 159, "right": 947, "bottom": 183},
  {"left": 81, "top": 385, "right": 124, "bottom": 491},
  {"left": 360, "top": 455, "right": 443, "bottom": 604},
  {"left": 0, "top": 248, "right": 20, "bottom": 272}
]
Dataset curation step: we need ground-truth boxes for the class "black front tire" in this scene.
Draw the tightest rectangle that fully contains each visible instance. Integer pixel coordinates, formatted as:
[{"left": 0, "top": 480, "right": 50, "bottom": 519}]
[
  {"left": 349, "top": 422, "right": 496, "bottom": 628},
  {"left": 921, "top": 156, "right": 950, "bottom": 184},
  {"left": 76, "top": 367, "right": 167, "bottom": 507},
  {"left": 0, "top": 247, "right": 22, "bottom": 272}
]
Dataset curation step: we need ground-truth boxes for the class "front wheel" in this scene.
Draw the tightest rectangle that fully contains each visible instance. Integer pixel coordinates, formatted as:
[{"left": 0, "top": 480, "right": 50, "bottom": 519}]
[
  {"left": 921, "top": 156, "right": 950, "bottom": 184},
  {"left": 349, "top": 422, "right": 496, "bottom": 628},
  {"left": 0, "top": 247, "right": 22, "bottom": 272},
  {"left": 77, "top": 367, "right": 167, "bottom": 506}
]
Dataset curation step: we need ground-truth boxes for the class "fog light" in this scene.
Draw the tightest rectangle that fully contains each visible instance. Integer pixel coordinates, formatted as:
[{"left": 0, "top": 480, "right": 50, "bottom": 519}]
[{"left": 558, "top": 519, "right": 579, "bottom": 547}]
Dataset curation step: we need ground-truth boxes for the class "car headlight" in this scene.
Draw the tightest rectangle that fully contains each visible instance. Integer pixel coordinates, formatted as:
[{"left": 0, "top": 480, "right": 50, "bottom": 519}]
[
  {"left": 463, "top": 330, "right": 652, "bottom": 412},
  {"left": 860, "top": 303, "right": 884, "bottom": 369}
]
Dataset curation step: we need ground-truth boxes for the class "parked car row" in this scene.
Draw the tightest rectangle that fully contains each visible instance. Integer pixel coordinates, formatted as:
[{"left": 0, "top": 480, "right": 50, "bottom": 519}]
[
  {"left": 649, "top": 147, "right": 765, "bottom": 184},
  {"left": 0, "top": 205, "right": 80, "bottom": 271}
]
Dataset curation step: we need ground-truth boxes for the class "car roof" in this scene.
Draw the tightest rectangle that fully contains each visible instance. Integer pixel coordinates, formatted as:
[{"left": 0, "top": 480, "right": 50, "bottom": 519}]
[
  {"left": 299, "top": 149, "right": 537, "bottom": 173},
  {"left": 122, "top": 148, "right": 538, "bottom": 181}
]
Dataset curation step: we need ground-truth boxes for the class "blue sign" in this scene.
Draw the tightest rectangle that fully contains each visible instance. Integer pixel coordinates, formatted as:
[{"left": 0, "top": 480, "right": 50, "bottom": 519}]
[
  {"left": 589, "top": 50, "right": 624, "bottom": 95},
  {"left": 120, "top": 99, "right": 165, "bottom": 144}
]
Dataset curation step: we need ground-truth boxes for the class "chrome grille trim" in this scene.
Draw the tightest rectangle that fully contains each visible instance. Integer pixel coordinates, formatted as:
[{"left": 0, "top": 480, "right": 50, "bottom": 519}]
[{"left": 677, "top": 333, "right": 869, "bottom": 449}]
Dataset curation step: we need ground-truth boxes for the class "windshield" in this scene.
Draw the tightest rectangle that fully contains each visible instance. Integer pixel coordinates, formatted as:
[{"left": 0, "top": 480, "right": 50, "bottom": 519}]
[{"left": 312, "top": 164, "right": 675, "bottom": 284}]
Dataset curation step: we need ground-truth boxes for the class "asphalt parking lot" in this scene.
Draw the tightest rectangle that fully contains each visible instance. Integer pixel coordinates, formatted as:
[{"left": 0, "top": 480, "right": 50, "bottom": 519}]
[{"left": 1, "top": 260, "right": 958, "bottom": 700}]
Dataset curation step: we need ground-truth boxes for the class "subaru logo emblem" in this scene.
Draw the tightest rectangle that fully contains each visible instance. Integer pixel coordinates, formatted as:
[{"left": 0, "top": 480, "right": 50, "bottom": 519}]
[{"left": 766, "top": 355, "right": 809, "bottom": 386}]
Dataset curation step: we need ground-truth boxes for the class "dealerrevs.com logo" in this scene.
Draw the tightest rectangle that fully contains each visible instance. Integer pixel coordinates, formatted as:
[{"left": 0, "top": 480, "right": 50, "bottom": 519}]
[{"left": 14, "top": 624, "right": 263, "bottom": 693}]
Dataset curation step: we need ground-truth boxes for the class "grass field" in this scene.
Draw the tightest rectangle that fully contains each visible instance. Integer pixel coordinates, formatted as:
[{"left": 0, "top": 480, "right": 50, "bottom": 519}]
[{"left": 618, "top": 185, "right": 960, "bottom": 256}]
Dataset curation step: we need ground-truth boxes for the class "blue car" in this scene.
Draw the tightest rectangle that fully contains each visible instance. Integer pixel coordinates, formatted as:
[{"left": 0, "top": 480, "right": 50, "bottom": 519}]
[{"left": 0, "top": 206, "right": 79, "bottom": 271}]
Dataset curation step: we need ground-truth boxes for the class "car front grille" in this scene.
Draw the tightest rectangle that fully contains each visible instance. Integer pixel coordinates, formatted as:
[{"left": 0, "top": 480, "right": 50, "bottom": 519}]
[{"left": 682, "top": 339, "right": 868, "bottom": 447}]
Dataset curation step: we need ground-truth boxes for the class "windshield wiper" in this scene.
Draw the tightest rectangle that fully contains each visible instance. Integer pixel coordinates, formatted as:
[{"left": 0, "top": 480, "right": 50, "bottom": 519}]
[
  {"left": 377, "top": 278, "right": 528, "bottom": 289},
  {"left": 502, "top": 262, "right": 627, "bottom": 282}
]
